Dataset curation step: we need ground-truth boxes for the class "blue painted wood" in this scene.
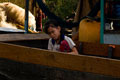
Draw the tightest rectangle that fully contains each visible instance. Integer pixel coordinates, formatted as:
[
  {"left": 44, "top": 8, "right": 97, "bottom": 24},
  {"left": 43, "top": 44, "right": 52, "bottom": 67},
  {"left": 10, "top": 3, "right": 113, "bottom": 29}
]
[
  {"left": 24, "top": 0, "right": 29, "bottom": 34},
  {"left": 100, "top": 0, "right": 104, "bottom": 44}
]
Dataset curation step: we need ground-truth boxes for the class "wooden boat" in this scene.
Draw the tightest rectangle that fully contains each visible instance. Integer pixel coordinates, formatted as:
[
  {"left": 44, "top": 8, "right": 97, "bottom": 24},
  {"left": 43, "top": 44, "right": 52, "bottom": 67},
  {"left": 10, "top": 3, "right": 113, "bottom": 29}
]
[
  {"left": 0, "top": 0, "right": 120, "bottom": 80},
  {"left": 0, "top": 33, "right": 118, "bottom": 80}
]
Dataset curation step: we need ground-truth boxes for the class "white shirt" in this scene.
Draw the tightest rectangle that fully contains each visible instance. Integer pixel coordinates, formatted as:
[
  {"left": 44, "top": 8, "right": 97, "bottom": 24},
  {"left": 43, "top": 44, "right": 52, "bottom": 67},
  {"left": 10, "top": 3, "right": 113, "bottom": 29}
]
[{"left": 48, "top": 36, "right": 76, "bottom": 52}]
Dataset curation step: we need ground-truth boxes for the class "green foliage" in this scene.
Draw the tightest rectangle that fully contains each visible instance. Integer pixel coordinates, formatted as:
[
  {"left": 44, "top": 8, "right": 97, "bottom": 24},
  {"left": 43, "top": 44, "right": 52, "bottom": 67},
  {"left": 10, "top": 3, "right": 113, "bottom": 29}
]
[
  {"left": 0, "top": 0, "right": 79, "bottom": 20},
  {"left": 45, "top": 0, "right": 79, "bottom": 20}
]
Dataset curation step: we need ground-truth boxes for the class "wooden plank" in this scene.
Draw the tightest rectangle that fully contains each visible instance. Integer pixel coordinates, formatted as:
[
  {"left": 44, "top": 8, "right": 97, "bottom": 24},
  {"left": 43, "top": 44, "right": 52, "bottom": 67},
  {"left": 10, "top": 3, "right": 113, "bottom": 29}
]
[
  {"left": 75, "top": 41, "right": 120, "bottom": 58},
  {"left": 0, "top": 43, "right": 120, "bottom": 78},
  {"left": 113, "top": 45, "right": 120, "bottom": 57},
  {"left": 0, "top": 33, "right": 49, "bottom": 42},
  {"left": 82, "top": 42, "right": 108, "bottom": 56},
  {"left": 0, "top": 58, "right": 118, "bottom": 80}
]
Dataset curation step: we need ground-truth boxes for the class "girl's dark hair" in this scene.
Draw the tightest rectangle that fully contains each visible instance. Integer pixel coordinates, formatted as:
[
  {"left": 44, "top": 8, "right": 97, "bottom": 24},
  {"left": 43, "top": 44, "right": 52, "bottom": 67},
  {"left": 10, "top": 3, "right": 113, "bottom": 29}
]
[{"left": 44, "top": 19, "right": 60, "bottom": 34}]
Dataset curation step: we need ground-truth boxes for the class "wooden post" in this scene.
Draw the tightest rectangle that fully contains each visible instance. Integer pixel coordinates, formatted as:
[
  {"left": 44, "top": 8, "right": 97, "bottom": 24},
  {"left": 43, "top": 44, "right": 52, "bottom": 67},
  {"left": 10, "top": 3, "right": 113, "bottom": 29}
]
[
  {"left": 25, "top": 0, "right": 29, "bottom": 33},
  {"left": 100, "top": 0, "right": 104, "bottom": 43}
]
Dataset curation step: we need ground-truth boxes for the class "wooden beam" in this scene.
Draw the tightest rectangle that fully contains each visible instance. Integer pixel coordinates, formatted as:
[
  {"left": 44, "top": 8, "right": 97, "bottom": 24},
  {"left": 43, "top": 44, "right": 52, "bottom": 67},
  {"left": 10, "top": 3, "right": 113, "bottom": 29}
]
[
  {"left": 0, "top": 33, "right": 49, "bottom": 42},
  {"left": 0, "top": 43, "right": 120, "bottom": 78},
  {"left": 75, "top": 41, "right": 120, "bottom": 58},
  {"left": 82, "top": 42, "right": 108, "bottom": 56}
]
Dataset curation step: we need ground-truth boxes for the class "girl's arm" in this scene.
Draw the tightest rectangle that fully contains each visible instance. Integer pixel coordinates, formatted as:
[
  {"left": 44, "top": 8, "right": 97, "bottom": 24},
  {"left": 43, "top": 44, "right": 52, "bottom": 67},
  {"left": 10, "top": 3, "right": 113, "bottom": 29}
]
[{"left": 68, "top": 46, "right": 78, "bottom": 55}]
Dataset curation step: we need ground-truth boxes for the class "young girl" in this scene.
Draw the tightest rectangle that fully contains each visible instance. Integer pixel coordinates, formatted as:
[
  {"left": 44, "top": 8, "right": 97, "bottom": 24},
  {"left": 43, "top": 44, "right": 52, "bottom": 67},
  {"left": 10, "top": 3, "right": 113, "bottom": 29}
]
[{"left": 44, "top": 19, "right": 78, "bottom": 55}]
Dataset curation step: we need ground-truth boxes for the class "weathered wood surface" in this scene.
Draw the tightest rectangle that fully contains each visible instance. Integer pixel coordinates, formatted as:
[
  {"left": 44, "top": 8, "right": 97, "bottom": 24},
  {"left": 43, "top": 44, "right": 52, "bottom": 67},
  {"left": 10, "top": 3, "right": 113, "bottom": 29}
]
[
  {"left": 0, "top": 43, "right": 120, "bottom": 78},
  {"left": 0, "top": 58, "right": 119, "bottom": 80},
  {"left": 0, "top": 33, "right": 49, "bottom": 42},
  {"left": 75, "top": 41, "right": 120, "bottom": 58},
  {"left": 0, "top": 34, "right": 49, "bottom": 50}
]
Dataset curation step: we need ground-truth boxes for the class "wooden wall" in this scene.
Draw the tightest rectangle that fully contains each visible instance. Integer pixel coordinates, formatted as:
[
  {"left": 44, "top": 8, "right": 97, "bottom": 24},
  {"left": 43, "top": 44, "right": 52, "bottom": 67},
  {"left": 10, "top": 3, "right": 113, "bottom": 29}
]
[{"left": 0, "top": 42, "right": 120, "bottom": 78}]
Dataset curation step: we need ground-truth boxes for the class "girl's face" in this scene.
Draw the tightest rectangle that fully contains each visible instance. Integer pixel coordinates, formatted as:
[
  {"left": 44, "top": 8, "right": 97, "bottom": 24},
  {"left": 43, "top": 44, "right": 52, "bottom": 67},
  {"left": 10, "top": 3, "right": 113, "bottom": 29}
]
[{"left": 48, "top": 26, "right": 61, "bottom": 40}]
